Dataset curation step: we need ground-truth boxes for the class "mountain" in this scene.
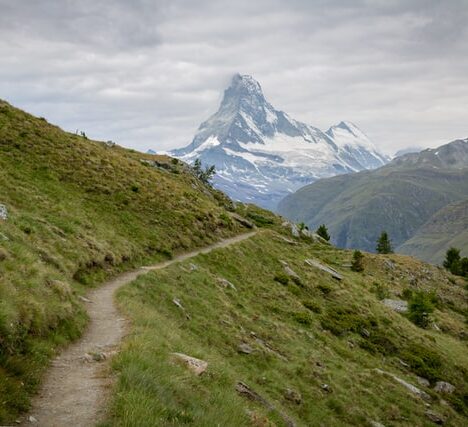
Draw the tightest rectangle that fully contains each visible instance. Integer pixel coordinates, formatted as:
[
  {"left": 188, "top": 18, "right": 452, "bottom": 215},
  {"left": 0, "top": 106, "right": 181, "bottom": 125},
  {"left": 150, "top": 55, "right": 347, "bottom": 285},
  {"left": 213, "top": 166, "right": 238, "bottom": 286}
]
[
  {"left": 398, "top": 198, "right": 468, "bottom": 263},
  {"left": 169, "top": 74, "right": 388, "bottom": 210},
  {"left": 278, "top": 138, "right": 468, "bottom": 254},
  {"left": 394, "top": 146, "right": 424, "bottom": 158}
]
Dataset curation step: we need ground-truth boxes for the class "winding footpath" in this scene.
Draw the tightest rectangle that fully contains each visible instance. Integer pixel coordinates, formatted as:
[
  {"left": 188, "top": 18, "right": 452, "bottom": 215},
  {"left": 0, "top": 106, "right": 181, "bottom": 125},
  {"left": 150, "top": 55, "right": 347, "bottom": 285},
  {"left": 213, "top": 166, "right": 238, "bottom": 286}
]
[{"left": 21, "top": 232, "right": 256, "bottom": 427}]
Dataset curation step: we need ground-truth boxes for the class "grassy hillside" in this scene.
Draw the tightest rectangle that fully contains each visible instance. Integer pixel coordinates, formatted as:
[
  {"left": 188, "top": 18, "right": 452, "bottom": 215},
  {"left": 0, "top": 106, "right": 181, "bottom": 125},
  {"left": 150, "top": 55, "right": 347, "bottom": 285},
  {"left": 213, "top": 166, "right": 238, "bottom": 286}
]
[
  {"left": 104, "top": 220, "right": 468, "bottom": 426},
  {"left": 278, "top": 140, "right": 468, "bottom": 254},
  {"left": 0, "top": 100, "right": 249, "bottom": 422},
  {"left": 398, "top": 199, "right": 468, "bottom": 264}
]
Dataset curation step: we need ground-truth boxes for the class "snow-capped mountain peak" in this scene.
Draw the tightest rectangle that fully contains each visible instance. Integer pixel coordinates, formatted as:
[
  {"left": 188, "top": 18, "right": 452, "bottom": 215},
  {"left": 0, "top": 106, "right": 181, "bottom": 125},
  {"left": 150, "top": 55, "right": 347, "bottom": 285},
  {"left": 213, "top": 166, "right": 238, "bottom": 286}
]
[{"left": 168, "top": 74, "right": 388, "bottom": 210}]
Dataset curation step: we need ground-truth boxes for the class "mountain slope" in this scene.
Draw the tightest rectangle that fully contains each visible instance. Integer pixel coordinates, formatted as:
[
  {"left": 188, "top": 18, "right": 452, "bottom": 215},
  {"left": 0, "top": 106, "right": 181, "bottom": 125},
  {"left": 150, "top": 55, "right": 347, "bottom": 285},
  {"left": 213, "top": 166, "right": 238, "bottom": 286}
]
[
  {"left": 0, "top": 100, "right": 249, "bottom": 422},
  {"left": 105, "top": 224, "right": 468, "bottom": 426},
  {"left": 398, "top": 199, "right": 468, "bottom": 263},
  {"left": 169, "top": 74, "right": 388, "bottom": 210},
  {"left": 278, "top": 139, "right": 468, "bottom": 253}
]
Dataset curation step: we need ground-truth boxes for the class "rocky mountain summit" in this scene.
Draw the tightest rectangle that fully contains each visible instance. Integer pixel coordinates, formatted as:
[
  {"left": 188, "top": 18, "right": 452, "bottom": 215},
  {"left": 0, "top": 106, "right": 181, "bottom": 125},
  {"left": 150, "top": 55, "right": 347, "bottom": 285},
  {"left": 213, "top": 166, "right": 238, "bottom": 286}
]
[{"left": 168, "top": 74, "right": 388, "bottom": 209}]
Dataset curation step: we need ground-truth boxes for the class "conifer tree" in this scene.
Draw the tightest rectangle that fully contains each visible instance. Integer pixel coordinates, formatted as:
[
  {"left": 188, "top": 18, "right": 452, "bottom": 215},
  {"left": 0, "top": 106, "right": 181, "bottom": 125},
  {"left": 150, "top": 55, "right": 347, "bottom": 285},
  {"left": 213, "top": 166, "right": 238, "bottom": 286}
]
[
  {"left": 351, "top": 250, "right": 364, "bottom": 272},
  {"left": 316, "top": 224, "right": 330, "bottom": 241},
  {"left": 376, "top": 231, "right": 393, "bottom": 254}
]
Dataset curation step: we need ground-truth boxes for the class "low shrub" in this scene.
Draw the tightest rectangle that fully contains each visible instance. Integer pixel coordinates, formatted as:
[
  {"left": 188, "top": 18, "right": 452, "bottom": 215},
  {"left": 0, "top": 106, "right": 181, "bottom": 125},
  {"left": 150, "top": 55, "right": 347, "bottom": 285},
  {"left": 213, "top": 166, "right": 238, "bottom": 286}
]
[
  {"left": 274, "top": 273, "right": 289, "bottom": 286},
  {"left": 407, "top": 291, "right": 435, "bottom": 328},
  {"left": 302, "top": 300, "right": 322, "bottom": 314}
]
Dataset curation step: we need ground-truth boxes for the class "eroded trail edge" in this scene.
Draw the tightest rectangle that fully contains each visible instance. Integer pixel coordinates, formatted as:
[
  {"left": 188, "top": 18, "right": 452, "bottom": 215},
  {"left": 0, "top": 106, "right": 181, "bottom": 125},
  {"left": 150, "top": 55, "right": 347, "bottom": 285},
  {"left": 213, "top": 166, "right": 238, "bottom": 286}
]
[{"left": 22, "top": 232, "right": 256, "bottom": 427}]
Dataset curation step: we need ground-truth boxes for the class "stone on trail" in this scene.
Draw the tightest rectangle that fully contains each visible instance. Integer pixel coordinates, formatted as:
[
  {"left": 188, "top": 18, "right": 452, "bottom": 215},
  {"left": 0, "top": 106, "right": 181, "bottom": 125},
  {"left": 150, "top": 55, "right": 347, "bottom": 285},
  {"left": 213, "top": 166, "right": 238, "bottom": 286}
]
[{"left": 171, "top": 353, "right": 208, "bottom": 375}]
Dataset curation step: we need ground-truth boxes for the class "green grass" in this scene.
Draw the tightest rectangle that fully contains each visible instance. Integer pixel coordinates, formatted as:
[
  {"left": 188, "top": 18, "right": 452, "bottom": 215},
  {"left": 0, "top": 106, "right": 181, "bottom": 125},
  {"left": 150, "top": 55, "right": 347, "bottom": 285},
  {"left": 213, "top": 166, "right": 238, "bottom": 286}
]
[
  {"left": 105, "top": 229, "right": 468, "bottom": 426},
  {"left": 0, "top": 100, "right": 248, "bottom": 422}
]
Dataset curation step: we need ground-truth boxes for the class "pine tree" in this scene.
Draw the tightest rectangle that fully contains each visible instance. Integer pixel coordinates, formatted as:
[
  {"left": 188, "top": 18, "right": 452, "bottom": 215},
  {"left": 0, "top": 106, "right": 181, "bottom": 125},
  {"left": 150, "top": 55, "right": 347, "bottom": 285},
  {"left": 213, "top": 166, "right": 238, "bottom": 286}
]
[
  {"left": 316, "top": 224, "right": 330, "bottom": 241},
  {"left": 351, "top": 250, "right": 364, "bottom": 272},
  {"left": 443, "top": 247, "right": 461, "bottom": 275},
  {"left": 192, "top": 158, "right": 216, "bottom": 184},
  {"left": 376, "top": 231, "right": 393, "bottom": 254}
]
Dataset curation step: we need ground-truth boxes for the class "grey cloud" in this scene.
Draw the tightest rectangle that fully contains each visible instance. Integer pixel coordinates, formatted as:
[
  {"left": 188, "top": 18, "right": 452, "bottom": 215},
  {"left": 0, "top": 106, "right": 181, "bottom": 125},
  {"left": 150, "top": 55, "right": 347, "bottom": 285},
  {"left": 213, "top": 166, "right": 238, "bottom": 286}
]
[{"left": 0, "top": 0, "right": 467, "bottom": 153}]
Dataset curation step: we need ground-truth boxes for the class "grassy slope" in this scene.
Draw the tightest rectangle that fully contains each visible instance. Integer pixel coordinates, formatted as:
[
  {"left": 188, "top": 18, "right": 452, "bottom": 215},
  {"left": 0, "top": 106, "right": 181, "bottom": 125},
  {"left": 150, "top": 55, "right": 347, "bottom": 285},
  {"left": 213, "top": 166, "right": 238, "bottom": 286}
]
[
  {"left": 398, "top": 199, "right": 468, "bottom": 264},
  {"left": 105, "top": 216, "right": 468, "bottom": 426},
  {"left": 277, "top": 156, "right": 468, "bottom": 253},
  {"left": 0, "top": 100, "right": 248, "bottom": 422}
]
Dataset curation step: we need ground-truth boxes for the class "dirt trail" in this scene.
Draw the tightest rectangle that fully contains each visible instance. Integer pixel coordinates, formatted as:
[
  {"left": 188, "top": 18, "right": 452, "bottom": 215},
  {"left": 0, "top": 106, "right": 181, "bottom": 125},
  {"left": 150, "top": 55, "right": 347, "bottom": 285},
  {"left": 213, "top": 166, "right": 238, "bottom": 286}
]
[{"left": 21, "top": 232, "right": 256, "bottom": 427}]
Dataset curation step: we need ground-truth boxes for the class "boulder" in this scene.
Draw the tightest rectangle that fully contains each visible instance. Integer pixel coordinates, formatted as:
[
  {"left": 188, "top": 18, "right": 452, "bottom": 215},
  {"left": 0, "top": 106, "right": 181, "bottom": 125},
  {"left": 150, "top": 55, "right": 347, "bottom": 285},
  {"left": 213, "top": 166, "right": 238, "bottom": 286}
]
[
  {"left": 425, "top": 410, "right": 446, "bottom": 425},
  {"left": 374, "top": 369, "right": 430, "bottom": 401},
  {"left": 434, "top": 381, "right": 455, "bottom": 394},
  {"left": 171, "top": 353, "right": 207, "bottom": 375},
  {"left": 284, "top": 388, "right": 302, "bottom": 404},
  {"left": 416, "top": 376, "right": 430, "bottom": 387},
  {"left": 0, "top": 204, "right": 8, "bottom": 220},
  {"left": 305, "top": 259, "right": 343, "bottom": 280},
  {"left": 282, "top": 221, "right": 299, "bottom": 238},
  {"left": 238, "top": 343, "right": 254, "bottom": 354},
  {"left": 382, "top": 299, "right": 408, "bottom": 313},
  {"left": 230, "top": 213, "right": 255, "bottom": 229}
]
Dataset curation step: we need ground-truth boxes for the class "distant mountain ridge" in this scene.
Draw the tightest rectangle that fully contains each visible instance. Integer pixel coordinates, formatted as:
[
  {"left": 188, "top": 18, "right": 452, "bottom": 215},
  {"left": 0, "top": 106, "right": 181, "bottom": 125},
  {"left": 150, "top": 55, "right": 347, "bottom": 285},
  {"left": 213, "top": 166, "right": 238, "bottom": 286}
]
[
  {"left": 398, "top": 198, "right": 468, "bottom": 263},
  {"left": 278, "top": 138, "right": 468, "bottom": 257},
  {"left": 167, "top": 74, "right": 388, "bottom": 209}
]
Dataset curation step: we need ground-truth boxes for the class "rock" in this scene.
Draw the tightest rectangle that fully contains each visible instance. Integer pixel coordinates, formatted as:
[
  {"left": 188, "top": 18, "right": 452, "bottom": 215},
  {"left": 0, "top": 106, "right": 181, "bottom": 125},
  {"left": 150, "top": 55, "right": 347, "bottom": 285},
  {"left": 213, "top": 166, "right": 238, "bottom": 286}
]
[
  {"left": 284, "top": 265, "right": 300, "bottom": 280},
  {"left": 79, "top": 295, "right": 92, "bottom": 303},
  {"left": 382, "top": 299, "right": 408, "bottom": 313},
  {"left": 171, "top": 353, "right": 207, "bottom": 375},
  {"left": 321, "top": 383, "right": 331, "bottom": 392},
  {"left": 434, "top": 381, "right": 455, "bottom": 394},
  {"left": 425, "top": 410, "right": 446, "bottom": 425},
  {"left": 28, "top": 416, "right": 38, "bottom": 423},
  {"left": 172, "top": 298, "right": 191, "bottom": 319},
  {"left": 384, "top": 259, "right": 395, "bottom": 270},
  {"left": 230, "top": 212, "right": 255, "bottom": 229},
  {"left": 305, "top": 258, "right": 343, "bottom": 280},
  {"left": 217, "top": 277, "right": 237, "bottom": 290},
  {"left": 238, "top": 343, "right": 254, "bottom": 354},
  {"left": 188, "top": 263, "right": 198, "bottom": 271},
  {"left": 369, "top": 421, "right": 385, "bottom": 427},
  {"left": 282, "top": 221, "right": 299, "bottom": 238},
  {"left": 236, "top": 382, "right": 296, "bottom": 427},
  {"left": 276, "top": 235, "right": 298, "bottom": 245},
  {"left": 0, "top": 204, "right": 8, "bottom": 220},
  {"left": 284, "top": 388, "right": 302, "bottom": 404},
  {"left": 173, "top": 298, "right": 184, "bottom": 309},
  {"left": 417, "top": 377, "right": 430, "bottom": 387},
  {"left": 374, "top": 369, "right": 430, "bottom": 401}
]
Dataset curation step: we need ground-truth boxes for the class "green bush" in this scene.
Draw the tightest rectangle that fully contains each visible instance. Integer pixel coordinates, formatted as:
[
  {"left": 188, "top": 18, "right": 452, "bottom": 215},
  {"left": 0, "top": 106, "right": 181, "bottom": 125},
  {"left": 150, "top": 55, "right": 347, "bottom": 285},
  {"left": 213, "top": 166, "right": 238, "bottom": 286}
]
[
  {"left": 407, "top": 291, "right": 435, "bottom": 328},
  {"left": 274, "top": 273, "right": 289, "bottom": 286},
  {"left": 372, "top": 282, "right": 389, "bottom": 300},
  {"left": 292, "top": 311, "right": 312, "bottom": 325},
  {"left": 302, "top": 300, "right": 322, "bottom": 313},
  {"left": 317, "top": 284, "right": 332, "bottom": 295}
]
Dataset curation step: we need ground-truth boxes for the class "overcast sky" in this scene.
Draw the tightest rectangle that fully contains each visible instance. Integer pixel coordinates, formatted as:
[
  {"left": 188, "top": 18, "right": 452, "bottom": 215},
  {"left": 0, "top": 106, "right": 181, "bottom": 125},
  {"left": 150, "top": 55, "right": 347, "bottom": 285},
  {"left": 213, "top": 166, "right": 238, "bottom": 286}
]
[{"left": 1, "top": 0, "right": 467, "bottom": 155}]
